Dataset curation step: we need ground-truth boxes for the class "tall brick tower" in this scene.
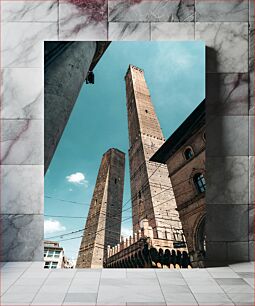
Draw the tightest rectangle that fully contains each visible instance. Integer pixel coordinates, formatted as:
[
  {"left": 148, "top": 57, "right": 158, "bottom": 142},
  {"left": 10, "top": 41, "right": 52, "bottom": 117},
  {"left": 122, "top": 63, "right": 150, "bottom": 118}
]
[
  {"left": 76, "top": 148, "right": 125, "bottom": 268},
  {"left": 125, "top": 65, "right": 183, "bottom": 245}
]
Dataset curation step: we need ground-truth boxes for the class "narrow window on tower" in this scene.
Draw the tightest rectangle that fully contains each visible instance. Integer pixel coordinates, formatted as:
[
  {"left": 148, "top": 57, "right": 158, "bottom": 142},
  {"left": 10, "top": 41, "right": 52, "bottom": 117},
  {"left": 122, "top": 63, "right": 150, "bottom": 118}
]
[
  {"left": 145, "top": 109, "right": 148, "bottom": 113},
  {"left": 114, "top": 178, "right": 117, "bottom": 184}
]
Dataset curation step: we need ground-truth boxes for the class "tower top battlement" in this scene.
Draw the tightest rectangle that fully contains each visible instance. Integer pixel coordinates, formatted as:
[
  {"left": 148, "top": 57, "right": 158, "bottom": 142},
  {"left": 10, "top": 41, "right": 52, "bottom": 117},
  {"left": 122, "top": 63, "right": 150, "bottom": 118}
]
[{"left": 125, "top": 64, "right": 144, "bottom": 78}]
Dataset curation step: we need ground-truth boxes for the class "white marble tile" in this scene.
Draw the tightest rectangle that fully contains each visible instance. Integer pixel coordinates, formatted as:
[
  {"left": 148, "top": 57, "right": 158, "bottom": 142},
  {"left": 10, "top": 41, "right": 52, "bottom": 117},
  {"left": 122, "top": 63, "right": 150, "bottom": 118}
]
[
  {"left": 59, "top": 1, "right": 107, "bottom": 40},
  {"left": 109, "top": 22, "right": 150, "bottom": 40},
  {"left": 31, "top": 291, "right": 66, "bottom": 305},
  {"left": 162, "top": 292, "right": 198, "bottom": 305},
  {"left": 192, "top": 292, "right": 234, "bottom": 305},
  {"left": 1, "top": 165, "right": 43, "bottom": 214},
  {"left": 2, "top": 22, "right": 58, "bottom": 68},
  {"left": 196, "top": 0, "right": 248, "bottom": 22},
  {"left": 151, "top": 22, "right": 194, "bottom": 40},
  {"left": 249, "top": 157, "right": 254, "bottom": 207},
  {"left": 229, "top": 262, "right": 255, "bottom": 272},
  {"left": 1, "top": 285, "right": 38, "bottom": 304},
  {"left": 206, "top": 73, "right": 249, "bottom": 116},
  {"left": 206, "top": 156, "right": 249, "bottom": 204},
  {"left": 1, "top": 119, "right": 43, "bottom": 165},
  {"left": 2, "top": 0, "right": 58, "bottom": 22},
  {"left": 249, "top": 116, "right": 254, "bottom": 155},
  {"left": 250, "top": 0, "right": 254, "bottom": 22},
  {"left": 1, "top": 68, "right": 43, "bottom": 119},
  {"left": 108, "top": 0, "right": 195, "bottom": 22},
  {"left": 0, "top": 214, "right": 43, "bottom": 262},
  {"left": 206, "top": 115, "right": 248, "bottom": 156},
  {"left": 227, "top": 292, "right": 254, "bottom": 305},
  {"left": 206, "top": 204, "right": 249, "bottom": 242},
  {"left": 249, "top": 24, "right": 254, "bottom": 114},
  {"left": 227, "top": 242, "right": 250, "bottom": 262},
  {"left": 196, "top": 22, "right": 248, "bottom": 73}
]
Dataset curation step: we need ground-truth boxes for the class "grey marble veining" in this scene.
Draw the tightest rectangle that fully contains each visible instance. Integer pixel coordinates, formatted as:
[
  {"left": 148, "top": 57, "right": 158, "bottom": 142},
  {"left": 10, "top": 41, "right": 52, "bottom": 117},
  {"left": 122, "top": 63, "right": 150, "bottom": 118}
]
[
  {"left": 249, "top": 204, "right": 254, "bottom": 241},
  {"left": 1, "top": 165, "right": 43, "bottom": 214},
  {"left": 196, "top": 22, "right": 248, "bottom": 73},
  {"left": 206, "top": 115, "right": 248, "bottom": 156},
  {"left": 249, "top": 70, "right": 254, "bottom": 115},
  {"left": 109, "top": 22, "right": 150, "bottom": 40},
  {"left": 1, "top": 0, "right": 58, "bottom": 22},
  {"left": 196, "top": 0, "right": 248, "bottom": 22},
  {"left": 249, "top": 156, "right": 254, "bottom": 205},
  {"left": 206, "top": 156, "right": 249, "bottom": 205},
  {"left": 250, "top": 0, "right": 254, "bottom": 21},
  {"left": 206, "top": 204, "right": 249, "bottom": 242},
  {"left": 108, "top": 0, "right": 195, "bottom": 22},
  {"left": 206, "top": 73, "right": 248, "bottom": 116},
  {"left": 0, "top": 214, "right": 43, "bottom": 262},
  {"left": 59, "top": 1, "right": 107, "bottom": 40},
  {"left": 249, "top": 241, "right": 254, "bottom": 261},
  {"left": 249, "top": 116, "right": 254, "bottom": 155},
  {"left": 1, "top": 68, "right": 43, "bottom": 119},
  {"left": 0, "top": 119, "right": 43, "bottom": 165},
  {"left": 151, "top": 22, "right": 194, "bottom": 40},
  {"left": 249, "top": 24, "right": 254, "bottom": 114},
  {"left": 2, "top": 22, "right": 58, "bottom": 68}
]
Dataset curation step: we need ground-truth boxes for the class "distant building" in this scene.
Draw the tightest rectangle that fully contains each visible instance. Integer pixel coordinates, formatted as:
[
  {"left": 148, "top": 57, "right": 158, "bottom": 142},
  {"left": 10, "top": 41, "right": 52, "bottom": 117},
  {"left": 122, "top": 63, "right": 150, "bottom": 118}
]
[
  {"left": 44, "top": 241, "right": 65, "bottom": 269},
  {"left": 150, "top": 100, "right": 206, "bottom": 267},
  {"left": 76, "top": 148, "right": 125, "bottom": 268},
  {"left": 63, "top": 257, "right": 75, "bottom": 269}
]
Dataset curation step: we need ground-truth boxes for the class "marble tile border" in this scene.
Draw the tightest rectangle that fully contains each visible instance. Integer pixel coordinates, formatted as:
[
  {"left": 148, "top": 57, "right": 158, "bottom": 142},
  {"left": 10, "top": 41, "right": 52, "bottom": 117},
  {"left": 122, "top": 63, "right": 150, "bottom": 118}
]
[{"left": 0, "top": 0, "right": 253, "bottom": 264}]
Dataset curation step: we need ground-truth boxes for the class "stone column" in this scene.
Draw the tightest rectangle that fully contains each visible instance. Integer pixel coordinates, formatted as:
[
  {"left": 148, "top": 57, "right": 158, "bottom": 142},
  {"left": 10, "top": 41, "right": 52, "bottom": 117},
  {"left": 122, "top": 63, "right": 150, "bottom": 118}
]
[{"left": 44, "top": 42, "right": 110, "bottom": 173}]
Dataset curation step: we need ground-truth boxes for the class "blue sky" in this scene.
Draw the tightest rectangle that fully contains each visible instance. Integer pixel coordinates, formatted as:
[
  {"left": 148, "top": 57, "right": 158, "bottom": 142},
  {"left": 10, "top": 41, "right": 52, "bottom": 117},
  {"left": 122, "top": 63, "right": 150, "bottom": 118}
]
[{"left": 44, "top": 41, "right": 205, "bottom": 260}]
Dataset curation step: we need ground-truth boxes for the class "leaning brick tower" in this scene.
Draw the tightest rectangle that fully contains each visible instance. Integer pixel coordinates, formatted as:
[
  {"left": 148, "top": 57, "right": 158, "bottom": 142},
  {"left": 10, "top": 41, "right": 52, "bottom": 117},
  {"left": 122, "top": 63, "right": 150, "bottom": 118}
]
[
  {"left": 76, "top": 148, "right": 125, "bottom": 268},
  {"left": 125, "top": 65, "right": 183, "bottom": 245}
]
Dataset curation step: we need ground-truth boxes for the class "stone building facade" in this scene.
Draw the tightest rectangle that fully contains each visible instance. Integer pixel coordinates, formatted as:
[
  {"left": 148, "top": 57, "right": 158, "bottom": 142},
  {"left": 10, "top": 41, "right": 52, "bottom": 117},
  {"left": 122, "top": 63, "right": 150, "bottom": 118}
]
[
  {"left": 76, "top": 148, "right": 125, "bottom": 268},
  {"left": 44, "top": 240, "right": 65, "bottom": 269},
  {"left": 105, "top": 219, "right": 189, "bottom": 269},
  {"left": 151, "top": 101, "right": 206, "bottom": 267},
  {"left": 125, "top": 65, "right": 184, "bottom": 246}
]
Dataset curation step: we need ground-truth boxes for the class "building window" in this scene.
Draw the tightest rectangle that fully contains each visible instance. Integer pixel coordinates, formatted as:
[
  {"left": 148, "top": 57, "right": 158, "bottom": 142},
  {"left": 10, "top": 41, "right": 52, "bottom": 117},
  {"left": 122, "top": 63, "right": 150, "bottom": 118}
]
[
  {"left": 114, "top": 178, "right": 117, "bottom": 184},
  {"left": 184, "top": 147, "right": 193, "bottom": 160},
  {"left": 145, "top": 109, "right": 148, "bottom": 113},
  {"left": 44, "top": 261, "right": 58, "bottom": 269},
  {"left": 54, "top": 250, "right": 61, "bottom": 258},
  {"left": 193, "top": 173, "right": 206, "bottom": 193}
]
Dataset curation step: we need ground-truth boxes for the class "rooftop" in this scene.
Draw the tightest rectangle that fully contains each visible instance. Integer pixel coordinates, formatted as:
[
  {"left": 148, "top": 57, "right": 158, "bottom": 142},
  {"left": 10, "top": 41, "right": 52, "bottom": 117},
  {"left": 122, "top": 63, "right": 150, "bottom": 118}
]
[{"left": 150, "top": 99, "right": 205, "bottom": 164}]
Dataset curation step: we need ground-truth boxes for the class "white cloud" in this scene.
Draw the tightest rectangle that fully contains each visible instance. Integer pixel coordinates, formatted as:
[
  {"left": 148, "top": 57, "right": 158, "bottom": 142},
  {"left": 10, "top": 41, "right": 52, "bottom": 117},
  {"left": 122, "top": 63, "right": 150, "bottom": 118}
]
[
  {"left": 44, "top": 219, "right": 66, "bottom": 235},
  {"left": 121, "top": 226, "right": 133, "bottom": 238},
  {"left": 66, "top": 172, "right": 88, "bottom": 186}
]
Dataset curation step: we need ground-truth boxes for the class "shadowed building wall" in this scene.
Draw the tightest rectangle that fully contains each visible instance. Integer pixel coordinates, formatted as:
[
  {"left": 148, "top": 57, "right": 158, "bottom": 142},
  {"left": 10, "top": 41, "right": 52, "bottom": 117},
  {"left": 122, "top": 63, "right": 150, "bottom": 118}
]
[
  {"left": 76, "top": 148, "right": 125, "bottom": 268},
  {"left": 125, "top": 65, "right": 184, "bottom": 247}
]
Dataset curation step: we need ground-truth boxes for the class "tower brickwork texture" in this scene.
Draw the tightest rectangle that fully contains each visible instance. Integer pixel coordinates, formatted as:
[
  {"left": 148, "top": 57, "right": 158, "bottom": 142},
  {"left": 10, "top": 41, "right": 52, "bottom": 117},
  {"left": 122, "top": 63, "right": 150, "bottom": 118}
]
[
  {"left": 125, "top": 65, "right": 183, "bottom": 246},
  {"left": 76, "top": 148, "right": 125, "bottom": 268}
]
